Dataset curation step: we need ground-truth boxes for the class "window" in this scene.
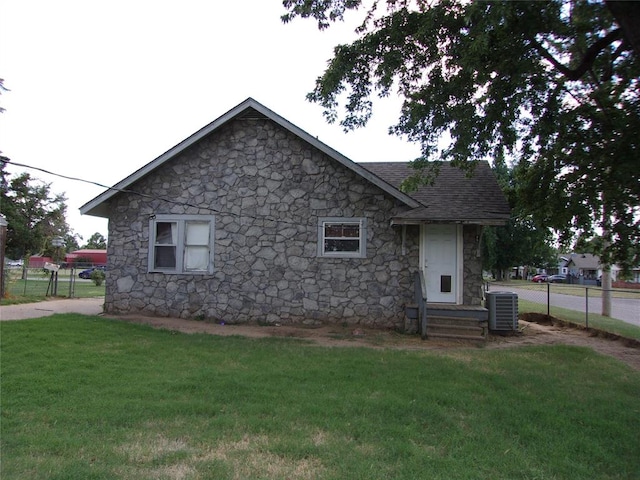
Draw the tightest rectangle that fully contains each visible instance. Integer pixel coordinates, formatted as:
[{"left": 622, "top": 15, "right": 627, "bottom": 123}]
[
  {"left": 318, "top": 217, "right": 367, "bottom": 258},
  {"left": 149, "top": 215, "right": 215, "bottom": 274}
]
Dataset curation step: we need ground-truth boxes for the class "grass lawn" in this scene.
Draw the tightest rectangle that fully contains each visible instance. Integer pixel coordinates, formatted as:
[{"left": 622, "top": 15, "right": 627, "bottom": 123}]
[
  {"left": 491, "top": 280, "right": 640, "bottom": 341},
  {"left": 2, "top": 316, "right": 640, "bottom": 479},
  {"left": 1, "top": 268, "right": 105, "bottom": 305},
  {"left": 519, "top": 299, "right": 640, "bottom": 341},
  {"left": 494, "top": 280, "right": 639, "bottom": 299}
]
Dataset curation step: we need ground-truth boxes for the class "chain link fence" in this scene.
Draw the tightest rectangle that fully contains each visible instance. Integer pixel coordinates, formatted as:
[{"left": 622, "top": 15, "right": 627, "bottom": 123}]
[
  {"left": 3, "top": 264, "right": 105, "bottom": 299},
  {"left": 487, "top": 280, "right": 640, "bottom": 335}
]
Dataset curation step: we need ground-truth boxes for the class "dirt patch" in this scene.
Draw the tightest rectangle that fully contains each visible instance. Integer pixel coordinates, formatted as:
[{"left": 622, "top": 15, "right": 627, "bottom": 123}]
[
  {"left": 490, "top": 315, "right": 640, "bottom": 371},
  {"left": 105, "top": 313, "right": 640, "bottom": 371},
  {"left": 520, "top": 312, "right": 554, "bottom": 325}
]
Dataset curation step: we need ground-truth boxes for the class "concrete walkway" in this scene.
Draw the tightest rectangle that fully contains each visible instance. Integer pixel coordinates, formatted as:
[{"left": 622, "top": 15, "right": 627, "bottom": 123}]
[{"left": 0, "top": 297, "right": 104, "bottom": 321}]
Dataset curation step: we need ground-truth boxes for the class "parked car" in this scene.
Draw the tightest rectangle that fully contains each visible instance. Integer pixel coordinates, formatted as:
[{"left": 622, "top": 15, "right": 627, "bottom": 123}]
[
  {"left": 548, "top": 274, "right": 567, "bottom": 283},
  {"left": 78, "top": 266, "right": 106, "bottom": 279},
  {"left": 531, "top": 274, "right": 548, "bottom": 283}
]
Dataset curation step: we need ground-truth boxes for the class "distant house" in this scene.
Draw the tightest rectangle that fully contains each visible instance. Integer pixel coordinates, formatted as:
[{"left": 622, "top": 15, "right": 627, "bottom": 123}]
[
  {"left": 563, "top": 253, "right": 600, "bottom": 280},
  {"left": 562, "top": 253, "right": 601, "bottom": 285},
  {"left": 558, "top": 253, "right": 640, "bottom": 286},
  {"left": 80, "top": 98, "right": 509, "bottom": 332}
]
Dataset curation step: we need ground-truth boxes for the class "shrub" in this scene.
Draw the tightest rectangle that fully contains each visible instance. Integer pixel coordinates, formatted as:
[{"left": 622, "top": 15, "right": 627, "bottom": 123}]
[{"left": 90, "top": 268, "right": 105, "bottom": 286}]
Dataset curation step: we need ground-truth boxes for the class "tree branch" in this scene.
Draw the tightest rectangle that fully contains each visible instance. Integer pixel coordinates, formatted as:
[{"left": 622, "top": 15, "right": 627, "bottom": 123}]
[
  {"left": 528, "top": 28, "right": 624, "bottom": 81},
  {"left": 606, "top": 0, "right": 640, "bottom": 59}
]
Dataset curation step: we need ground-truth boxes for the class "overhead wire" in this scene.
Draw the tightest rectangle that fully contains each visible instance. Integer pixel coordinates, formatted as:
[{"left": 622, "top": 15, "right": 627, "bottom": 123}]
[
  {"left": 0, "top": 157, "right": 338, "bottom": 230},
  {"left": 1, "top": 158, "right": 219, "bottom": 214}
]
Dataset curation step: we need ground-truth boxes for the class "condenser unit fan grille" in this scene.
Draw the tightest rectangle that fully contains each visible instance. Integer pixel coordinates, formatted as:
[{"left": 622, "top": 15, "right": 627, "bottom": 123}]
[{"left": 487, "top": 292, "right": 518, "bottom": 331}]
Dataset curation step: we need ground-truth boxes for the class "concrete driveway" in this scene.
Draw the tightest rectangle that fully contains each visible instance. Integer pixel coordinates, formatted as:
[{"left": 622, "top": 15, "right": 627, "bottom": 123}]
[{"left": 0, "top": 297, "right": 104, "bottom": 321}]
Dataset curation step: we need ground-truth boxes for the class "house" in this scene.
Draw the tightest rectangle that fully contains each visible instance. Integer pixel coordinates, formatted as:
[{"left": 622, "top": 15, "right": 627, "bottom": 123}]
[
  {"left": 557, "top": 253, "right": 640, "bottom": 287},
  {"left": 80, "top": 98, "right": 510, "bottom": 335},
  {"left": 563, "top": 253, "right": 601, "bottom": 283}
]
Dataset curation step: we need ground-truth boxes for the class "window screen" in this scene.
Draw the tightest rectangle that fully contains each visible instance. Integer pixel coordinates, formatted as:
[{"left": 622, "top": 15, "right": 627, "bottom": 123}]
[
  {"left": 154, "top": 222, "right": 177, "bottom": 268},
  {"left": 318, "top": 218, "right": 367, "bottom": 258},
  {"left": 184, "top": 221, "right": 210, "bottom": 271},
  {"left": 149, "top": 215, "right": 215, "bottom": 274}
]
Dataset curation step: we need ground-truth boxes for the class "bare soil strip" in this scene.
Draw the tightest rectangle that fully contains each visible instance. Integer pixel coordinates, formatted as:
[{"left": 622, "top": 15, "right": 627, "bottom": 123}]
[{"left": 106, "top": 313, "right": 640, "bottom": 371}]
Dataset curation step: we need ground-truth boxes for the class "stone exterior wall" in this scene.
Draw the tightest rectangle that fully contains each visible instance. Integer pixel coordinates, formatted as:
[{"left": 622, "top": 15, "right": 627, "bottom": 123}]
[
  {"left": 105, "top": 117, "right": 421, "bottom": 328},
  {"left": 462, "top": 225, "right": 484, "bottom": 306}
]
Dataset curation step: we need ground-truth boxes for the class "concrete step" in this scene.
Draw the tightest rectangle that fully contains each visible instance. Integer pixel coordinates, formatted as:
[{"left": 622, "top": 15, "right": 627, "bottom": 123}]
[
  {"left": 427, "top": 316, "right": 485, "bottom": 327},
  {"left": 426, "top": 316, "right": 487, "bottom": 340},
  {"left": 403, "top": 311, "right": 488, "bottom": 340},
  {"left": 427, "top": 332, "right": 488, "bottom": 342}
]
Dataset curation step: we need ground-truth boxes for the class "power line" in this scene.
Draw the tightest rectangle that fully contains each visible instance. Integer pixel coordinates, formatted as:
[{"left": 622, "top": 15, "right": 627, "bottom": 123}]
[
  {"left": 1, "top": 158, "right": 220, "bottom": 214},
  {"left": 3, "top": 158, "right": 114, "bottom": 191},
  {"left": 0, "top": 158, "right": 329, "bottom": 229}
]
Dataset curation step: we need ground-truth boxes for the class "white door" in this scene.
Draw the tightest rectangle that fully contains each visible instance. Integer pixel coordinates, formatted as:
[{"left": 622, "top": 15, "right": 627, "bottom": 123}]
[{"left": 421, "top": 224, "right": 459, "bottom": 303}]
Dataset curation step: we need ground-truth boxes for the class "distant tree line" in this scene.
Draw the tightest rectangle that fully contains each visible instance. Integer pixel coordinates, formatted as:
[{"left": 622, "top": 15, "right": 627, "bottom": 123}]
[{"left": 1, "top": 161, "right": 106, "bottom": 260}]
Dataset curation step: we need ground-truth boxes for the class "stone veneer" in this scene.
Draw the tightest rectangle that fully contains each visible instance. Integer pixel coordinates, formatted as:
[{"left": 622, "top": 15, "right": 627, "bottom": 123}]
[
  {"left": 462, "top": 224, "right": 484, "bottom": 306},
  {"left": 105, "top": 117, "right": 422, "bottom": 328}
]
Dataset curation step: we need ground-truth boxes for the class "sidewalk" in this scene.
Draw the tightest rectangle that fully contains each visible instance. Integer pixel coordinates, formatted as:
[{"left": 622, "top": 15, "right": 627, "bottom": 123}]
[{"left": 0, "top": 297, "right": 104, "bottom": 321}]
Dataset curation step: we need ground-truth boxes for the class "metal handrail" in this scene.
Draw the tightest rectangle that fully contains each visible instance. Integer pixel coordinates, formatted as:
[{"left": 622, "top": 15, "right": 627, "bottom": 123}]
[{"left": 414, "top": 271, "right": 428, "bottom": 339}]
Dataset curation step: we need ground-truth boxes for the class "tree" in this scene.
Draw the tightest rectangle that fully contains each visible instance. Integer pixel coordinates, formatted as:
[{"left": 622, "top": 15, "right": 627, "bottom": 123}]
[
  {"left": 0, "top": 79, "right": 8, "bottom": 114},
  {"left": 282, "top": 0, "right": 640, "bottom": 271},
  {"left": 83, "top": 232, "right": 107, "bottom": 249},
  {"left": 483, "top": 161, "right": 557, "bottom": 280},
  {"left": 0, "top": 161, "right": 71, "bottom": 259},
  {"left": 606, "top": 1, "right": 640, "bottom": 58},
  {"left": 63, "top": 232, "right": 81, "bottom": 253},
  {"left": 483, "top": 217, "right": 558, "bottom": 280}
]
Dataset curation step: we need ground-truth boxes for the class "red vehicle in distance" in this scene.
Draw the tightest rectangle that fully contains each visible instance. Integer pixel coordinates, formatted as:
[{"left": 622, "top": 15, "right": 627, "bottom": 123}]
[{"left": 531, "top": 274, "right": 548, "bottom": 283}]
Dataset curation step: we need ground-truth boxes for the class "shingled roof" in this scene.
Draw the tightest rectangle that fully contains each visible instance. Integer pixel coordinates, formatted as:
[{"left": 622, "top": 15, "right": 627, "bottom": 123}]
[
  {"left": 361, "top": 161, "right": 510, "bottom": 225},
  {"left": 563, "top": 253, "right": 601, "bottom": 270},
  {"left": 79, "top": 97, "right": 509, "bottom": 226}
]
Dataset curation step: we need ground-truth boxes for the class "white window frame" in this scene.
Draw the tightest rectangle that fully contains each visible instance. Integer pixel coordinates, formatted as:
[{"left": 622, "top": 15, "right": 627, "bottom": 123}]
[
  {"left": 318, "top": 217, "right": 367, "bottom": 258},
  {"left": 148, "top": 214, "right": 215, "bottom": 274}
]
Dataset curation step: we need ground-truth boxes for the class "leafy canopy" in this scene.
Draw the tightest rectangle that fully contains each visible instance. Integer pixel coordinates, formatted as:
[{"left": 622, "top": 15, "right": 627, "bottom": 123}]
[
  {"left": 83, "top": 232, "right": 107, "bottom": 250},
  {"left": 282, "top": 0, "right": 640, "bottom": 269},
  {"left": 1, "top": 160, "right": 72, "bottom": 259},
  {"left": 483, "top": 161, "right": 558, "bottom": 278}
]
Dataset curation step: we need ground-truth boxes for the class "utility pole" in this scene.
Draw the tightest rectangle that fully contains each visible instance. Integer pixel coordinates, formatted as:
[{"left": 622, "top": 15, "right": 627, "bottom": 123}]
[
  {"left": 601, "top": 202, "right": 611, "bottom": 317},
  {"left": 0, "top": 215, "right": 7, "bottom": 298},
  {"left": 601, "top": 264, "right": 612, "bottom": 317}
]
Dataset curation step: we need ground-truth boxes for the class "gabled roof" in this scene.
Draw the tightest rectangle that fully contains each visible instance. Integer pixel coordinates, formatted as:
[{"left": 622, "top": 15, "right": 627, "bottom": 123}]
[
  {"left": 80, "top": 98, "right": 420, "bottom": 218},
  {"left": 564, "top": 253, "right": 601, "bottom": 270},
  {"left": 362, "top": 162, "right": 510, "bottom": 224}
]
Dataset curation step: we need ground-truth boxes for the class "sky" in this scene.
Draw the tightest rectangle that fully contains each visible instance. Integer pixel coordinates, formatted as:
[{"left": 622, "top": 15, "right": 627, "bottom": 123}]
[{"left": 0, "top": 0, "right": 421, "bottom": 243}]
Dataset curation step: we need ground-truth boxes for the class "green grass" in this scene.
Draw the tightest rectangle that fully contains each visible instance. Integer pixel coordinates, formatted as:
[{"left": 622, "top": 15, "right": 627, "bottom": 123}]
[
  {"left": 2, "top": 268, "right": 105, "bottom": 305},
  {"left": 518, "top": 299, "right": 640, "bottom": 341},
  {"left": 491, "top": 280, "right": 640, "bottom": 341},
  {"left": 2, "top": 315, "right": 639, "bottom": 479},
  {"left": 500, "top": 279, "right": 640, "bottom": 299}
]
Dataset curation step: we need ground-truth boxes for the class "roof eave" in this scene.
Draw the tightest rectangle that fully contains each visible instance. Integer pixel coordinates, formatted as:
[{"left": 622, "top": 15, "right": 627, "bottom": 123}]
[
  {"left": 390, "top": 217, "right": 509, "bottom": 226},
  {"left": 81, "top": 203, "right": 110, "bottom": 218}
]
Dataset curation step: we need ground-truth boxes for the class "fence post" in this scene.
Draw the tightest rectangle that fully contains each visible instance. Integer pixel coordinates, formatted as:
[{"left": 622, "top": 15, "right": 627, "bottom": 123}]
[
  {"left": 547, "top": 282, "right": 550, "bottom": 319},
  {"left": 69, "top": 267, "right": 74, "bottom": 298},
  {"left": 22, "top": 267, "right": 28, "bottom": 295},
  {"left": 585, "top": 287, "right": 589, "bottom": 330}
]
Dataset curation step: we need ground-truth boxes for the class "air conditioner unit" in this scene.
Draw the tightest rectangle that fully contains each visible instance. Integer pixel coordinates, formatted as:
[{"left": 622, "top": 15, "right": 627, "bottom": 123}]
[{"left": 486, "top": 291, "right": 518, "bottom": 331}]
